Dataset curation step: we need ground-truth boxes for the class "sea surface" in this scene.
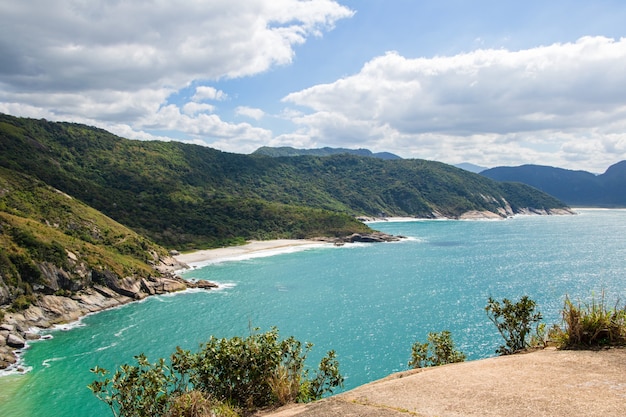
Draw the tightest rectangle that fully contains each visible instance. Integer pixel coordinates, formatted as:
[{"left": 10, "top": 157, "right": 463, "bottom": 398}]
[{"left": 1, "top": 209, "right": 625, "bottom": 416}]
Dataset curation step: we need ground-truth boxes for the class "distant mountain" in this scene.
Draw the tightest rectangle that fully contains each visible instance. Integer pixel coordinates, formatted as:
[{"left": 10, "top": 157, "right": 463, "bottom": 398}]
[
  {"left": 455, "top": 162, "right": 488, "bottom": 173},
  {"left": 481, "top": 162, "right": 626, "bottom": 207},
  {"left": 253, "top": 146, "right": 402, "bottom": 160}
]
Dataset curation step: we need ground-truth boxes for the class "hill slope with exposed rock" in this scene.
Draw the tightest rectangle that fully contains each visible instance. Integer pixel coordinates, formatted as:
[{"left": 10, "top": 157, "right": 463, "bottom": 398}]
[
  {"left": 0, "top": 114, "right": 570, "bottom": 251},
  {"left": 0, "top": 167, "right": 204, "bottom": 369}
]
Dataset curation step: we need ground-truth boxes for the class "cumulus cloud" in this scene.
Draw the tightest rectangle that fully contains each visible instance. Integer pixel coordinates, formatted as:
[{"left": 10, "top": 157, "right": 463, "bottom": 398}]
[
  {"left": 283, "top": 36, "right": 626, "bottom": 171},
  {"left": 0, "top": 0, "right": 353, "bottom": 146},
  {"left": 235, "top": 106, "right": 265, "bottom": 120},
  {"left": 192, "top": 87, "right": 228, "bottom": 102}
]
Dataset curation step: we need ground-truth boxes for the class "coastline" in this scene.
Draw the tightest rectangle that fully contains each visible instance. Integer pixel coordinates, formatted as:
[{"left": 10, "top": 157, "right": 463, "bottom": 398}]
[
  {"left": 173, "top": 239, "right": 332, "bottom": 271},
  {"left": 0, "top": 240, "right": 330, "bottom": 373}
]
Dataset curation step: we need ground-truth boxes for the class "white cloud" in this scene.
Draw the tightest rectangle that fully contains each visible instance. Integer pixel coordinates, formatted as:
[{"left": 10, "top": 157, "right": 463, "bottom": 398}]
[
  {"left": 192, "top": 86, "right": 227, "bottom": 102},
  {"left": 182, "top": 102, "right": 215, "bottom": 116},
  {"left": 0, "top": 0, "right": 353, "bottom": 148},
  {"left": 283, "top": 36, "right": 626, "bottom": 171},
  {"left": 235, "top": 106, "right": 265, "bottom": 120}
]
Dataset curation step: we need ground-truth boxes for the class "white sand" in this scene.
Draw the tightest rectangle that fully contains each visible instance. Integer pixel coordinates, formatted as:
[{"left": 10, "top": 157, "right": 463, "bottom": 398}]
[{"left": 174, "top": 239, "right": 329, "bottom": 270}]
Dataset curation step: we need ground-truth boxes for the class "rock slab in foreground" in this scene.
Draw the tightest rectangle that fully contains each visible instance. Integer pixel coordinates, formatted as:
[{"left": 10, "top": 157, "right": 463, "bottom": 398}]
[{"left": 259, "top": 348, "right": 626, "bottom": 417}]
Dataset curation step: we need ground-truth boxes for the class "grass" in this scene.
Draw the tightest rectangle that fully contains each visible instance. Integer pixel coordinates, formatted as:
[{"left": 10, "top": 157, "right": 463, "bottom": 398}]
[{"left": 551, "top": 293, "right": 626, "bottom": 348}]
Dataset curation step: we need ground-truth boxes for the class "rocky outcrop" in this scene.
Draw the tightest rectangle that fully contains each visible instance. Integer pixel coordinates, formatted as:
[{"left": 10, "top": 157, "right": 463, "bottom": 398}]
[
  {"left": 0, "top": 263, "right": 217, "bottom": 371},
  {"left": 346, "top": 232, "right": 403, "bottom": 243},
  {"left": 314, "top": 231, "right": 405, "bottom": 245}
]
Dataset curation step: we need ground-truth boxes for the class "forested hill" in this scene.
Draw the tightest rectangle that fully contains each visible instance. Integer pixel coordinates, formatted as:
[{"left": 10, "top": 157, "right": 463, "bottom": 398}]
[
  {"left": 253, "top": 146, "right": 401, "bottom": 160},
  {"left": 0, "top": 114, "right": 568, "bottom": 250},
  {"left": 481, "top": 162, "right": 626, "bottom": 207}
]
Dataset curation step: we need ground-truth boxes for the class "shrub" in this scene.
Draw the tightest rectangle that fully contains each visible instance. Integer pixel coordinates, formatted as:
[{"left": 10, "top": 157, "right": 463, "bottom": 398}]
[
  {"left": 408, "top": 330, "right": 466, "bottom": 368},
  {"left": 551, "top": 294, "right": 626, "bottom": 348},
  {"left": 9, "top": 294, "right": 35, "bottom": 312},
  {"left": 485, "top": 296, "right": 542, "bottom": 355},
  {"left": 89, "top": 328, "right": 343, "bottom": 417}
]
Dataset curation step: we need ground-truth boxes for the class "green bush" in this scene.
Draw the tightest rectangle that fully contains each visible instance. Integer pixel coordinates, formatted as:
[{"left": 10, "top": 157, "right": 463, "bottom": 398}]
[
  {"left": 485, "top": 296, "right": 543, "bottom": 355},
  {"left": 10, "top": 294, "right": 35, "bottom": 312},
  {"left": 408, "top": 330, "right": 466, "bottom": 368},
  {"left": 89, "top": 328, "right": 343, "bottom": 417},
  {"left": 551, "top": 294, "right": 626, "bottom": 348}
]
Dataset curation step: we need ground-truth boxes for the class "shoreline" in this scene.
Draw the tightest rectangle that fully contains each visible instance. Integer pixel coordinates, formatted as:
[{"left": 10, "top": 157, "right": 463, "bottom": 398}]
[
  {"left": 0, "top": 240, "right": 331, "bottom": 374},
  {"left": 173, "top": 239, "right": 332, "bottom": 271}
]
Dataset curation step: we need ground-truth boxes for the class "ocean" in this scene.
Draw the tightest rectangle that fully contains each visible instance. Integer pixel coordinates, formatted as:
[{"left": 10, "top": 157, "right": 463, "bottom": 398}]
[{"left": 1, "top": 209, "right": 625, "bottom": 416}]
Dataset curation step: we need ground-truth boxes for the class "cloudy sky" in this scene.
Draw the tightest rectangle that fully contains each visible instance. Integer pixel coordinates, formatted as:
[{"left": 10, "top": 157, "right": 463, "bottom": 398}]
[{"left": 2, "top": 0, "right": 626, "bottom": 172}]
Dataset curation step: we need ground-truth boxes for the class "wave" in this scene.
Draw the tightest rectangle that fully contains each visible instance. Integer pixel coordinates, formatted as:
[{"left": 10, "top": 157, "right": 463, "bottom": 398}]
[
  {"left": 0, "top": 346, "right": 33, "bottom": 377},
  {"left": 42, "top": 356, "right": 66, "bottom": 368},
  {"left": 95, "top": 342, "right": 118, "bottom": 352},
  {"left": 114, "top": 324, "right": 136, "bottom": 337},
  {"left": 52, "top": 320, "right": 86, "bottom": 332}
]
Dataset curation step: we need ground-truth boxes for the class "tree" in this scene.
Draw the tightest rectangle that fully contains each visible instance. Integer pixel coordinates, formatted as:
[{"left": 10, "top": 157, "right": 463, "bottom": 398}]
[
  {"left": 485, "top": 296, "right": 542, "bottom": 355},
  {"left": 88, "top": 328, "right": 344, "bottom": 417},
  {"left": 408, "top": 330, "right": 466, "bottom": 368}
]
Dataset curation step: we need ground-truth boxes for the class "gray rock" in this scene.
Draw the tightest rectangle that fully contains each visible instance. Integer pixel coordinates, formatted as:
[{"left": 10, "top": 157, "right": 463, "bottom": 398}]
[
  {"left": 6, "top": 333, "right": 26, "bottom": 348},
  {"left": 0, "top": 323, "right": 15, "bottom": 332}
]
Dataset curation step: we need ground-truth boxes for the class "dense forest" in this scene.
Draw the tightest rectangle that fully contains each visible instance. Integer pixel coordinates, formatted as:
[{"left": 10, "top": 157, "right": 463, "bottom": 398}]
[
  {"left": 0, "top": 113, "right": 568, "bottom": 251},
  {"left": 253, "top": 145, "right": 401, "bottom": 160}
]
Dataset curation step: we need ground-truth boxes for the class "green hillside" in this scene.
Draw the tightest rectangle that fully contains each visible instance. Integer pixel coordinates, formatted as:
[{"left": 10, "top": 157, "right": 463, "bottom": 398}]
[
  {"left": 0, "top": 167, "right": 170, "bottom": 308},
  {"left": 253, "top": 145, "right": 401, "bottom": 160},
  {"left": 0, "top": 114, "right": 568, "bottom": 251}
]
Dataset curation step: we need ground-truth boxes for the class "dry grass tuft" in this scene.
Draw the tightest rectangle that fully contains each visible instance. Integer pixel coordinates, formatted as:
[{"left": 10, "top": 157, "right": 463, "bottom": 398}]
[
  {"left": 551, "top": 293, "right": 626, "bottom": 348},
  {"left": 165, "top": 390, "right": 238, "bottom": 417}
]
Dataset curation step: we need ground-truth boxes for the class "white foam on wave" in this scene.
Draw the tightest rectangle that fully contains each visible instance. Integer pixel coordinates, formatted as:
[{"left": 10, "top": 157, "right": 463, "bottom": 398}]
[
  {"left": 42, "top": 356, "right": 66, "bottom": 368},
  {"left": 0, "top": 346, "right": 33, "bottom": 377},
  {"left": 114, "top": 324, "right": 136, "bottom": 337},
  {"left": 52, "top": 319, "right": 86, "bottom": 332},
  {"left": 95, "top": 342, "right": 118, "bottom": 352}
]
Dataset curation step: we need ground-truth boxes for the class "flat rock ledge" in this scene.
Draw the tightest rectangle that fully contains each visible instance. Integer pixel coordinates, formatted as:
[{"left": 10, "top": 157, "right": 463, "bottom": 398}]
[
  {"left": 258, "top": 347, "right": 626, "bottom": 417},
  {"left": 315, "top": 232, "right": 405, "bottom": 245},
  {"left": 0, "top": 273, "right": 217, "bottom": 371}
]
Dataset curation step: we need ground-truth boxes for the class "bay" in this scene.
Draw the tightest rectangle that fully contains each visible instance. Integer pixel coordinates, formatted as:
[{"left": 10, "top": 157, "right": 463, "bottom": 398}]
[{"left": 1, "top": 209, "right": 625, "bottom": 417}]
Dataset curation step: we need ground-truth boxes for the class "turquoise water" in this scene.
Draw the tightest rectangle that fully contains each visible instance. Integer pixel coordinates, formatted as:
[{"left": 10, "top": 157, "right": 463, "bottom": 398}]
[{"left": 1, "top": 209, "right": 626, "bottom": 416}]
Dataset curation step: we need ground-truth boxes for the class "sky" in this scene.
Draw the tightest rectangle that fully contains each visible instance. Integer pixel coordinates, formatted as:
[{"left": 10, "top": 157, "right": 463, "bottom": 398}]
[{"left": 2, "top": 1, "right": 626, "bottom": 173}]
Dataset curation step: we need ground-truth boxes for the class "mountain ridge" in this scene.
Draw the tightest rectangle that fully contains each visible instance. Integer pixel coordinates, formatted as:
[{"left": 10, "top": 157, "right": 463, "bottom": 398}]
[
  {"left": 252, "top": 145, "right": 402, "bottom": 160},
  {"left": 481, "top": 162, "right": 626, "bottom": 207}
]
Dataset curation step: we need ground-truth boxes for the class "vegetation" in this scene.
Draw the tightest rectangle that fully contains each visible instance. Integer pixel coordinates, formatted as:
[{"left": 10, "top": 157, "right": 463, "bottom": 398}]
[
  {"left": 0, "top": 167, "right": 169, "bottom": 307},
  {"left": 253, "top": 145, "right": 401, "bottom": 160},
  {"left": 408, "top": 330, "right": 466, "bottom": 368},
  {"left": 485, "top": 296, "right": 543, "bottom": 355},
  {"left": 550, "top": 294, "right": 626, "bottom": 348},
  {"left": 481, "top": 162, "right": 626, "bottom": 207},
  {"left": 89, "top": 328, "right": 343, "bottom": 417},
  {"left": 0, "top": 113, "right": 568, "bottom": 250}
]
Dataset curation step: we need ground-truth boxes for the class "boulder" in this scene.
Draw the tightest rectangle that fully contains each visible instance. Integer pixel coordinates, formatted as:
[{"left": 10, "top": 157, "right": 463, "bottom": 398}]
[
  {"left": 0, "top": 347, "right": 17, "bottom": 367},
  {"left": 0, "top": 323, "right": 15, "bottom": 332},
  {"left": 6, "top": 333, "right": 26, "bottom": 348}
]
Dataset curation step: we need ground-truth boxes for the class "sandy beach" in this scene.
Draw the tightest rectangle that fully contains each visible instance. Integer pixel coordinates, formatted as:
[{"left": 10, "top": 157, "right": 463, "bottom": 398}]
[{"left": 174, "top": 239, "right": 330, "bottom": 270}]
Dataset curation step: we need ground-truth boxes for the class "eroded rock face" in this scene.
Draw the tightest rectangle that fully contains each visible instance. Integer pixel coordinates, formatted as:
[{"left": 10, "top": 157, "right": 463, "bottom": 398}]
[
  {"left": 0, "top": 270, "right": 218, "bottom": 370},
  {"left": 38, "top": 262, "right": 90, "bottom": 293},
  {"left": 0, "top": 279, "right": 10, "bottom": 306}
]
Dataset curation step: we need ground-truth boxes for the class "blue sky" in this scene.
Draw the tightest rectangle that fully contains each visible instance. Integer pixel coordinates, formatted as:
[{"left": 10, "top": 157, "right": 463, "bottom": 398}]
[{"left": 2, "top": 1, "right": 626, "bottom": 172}]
